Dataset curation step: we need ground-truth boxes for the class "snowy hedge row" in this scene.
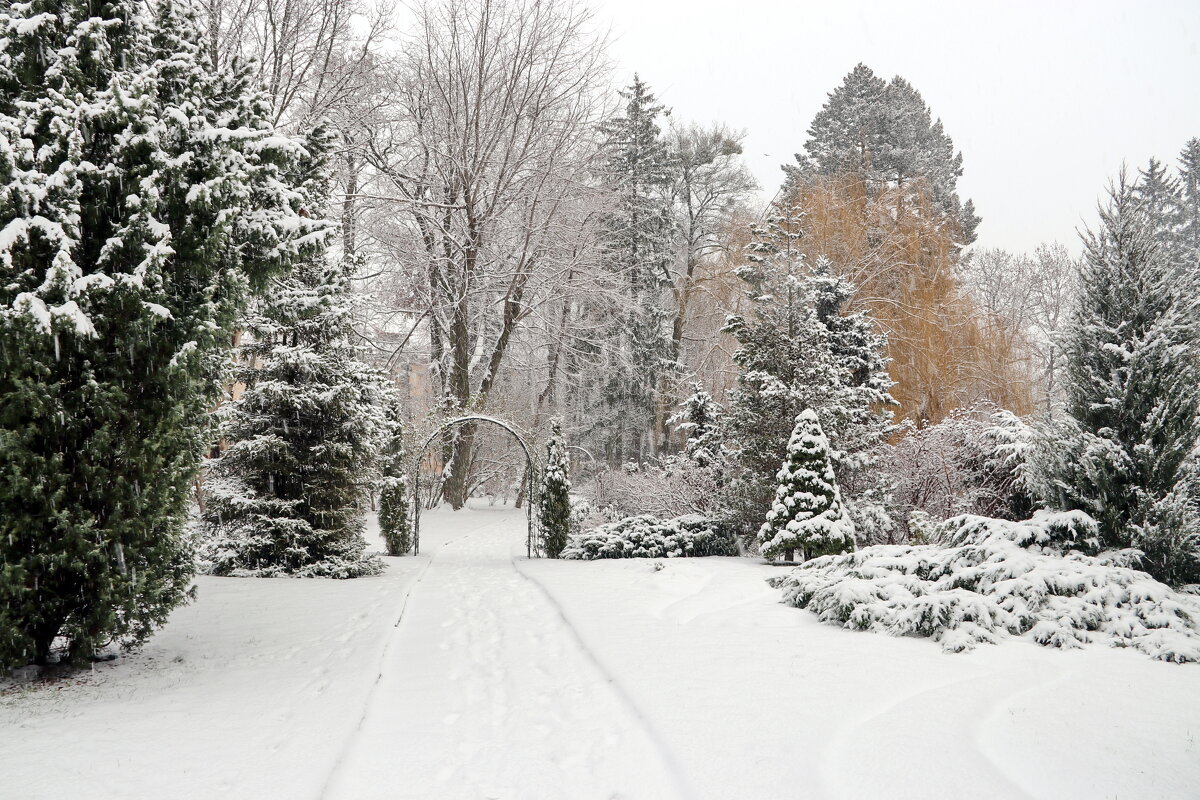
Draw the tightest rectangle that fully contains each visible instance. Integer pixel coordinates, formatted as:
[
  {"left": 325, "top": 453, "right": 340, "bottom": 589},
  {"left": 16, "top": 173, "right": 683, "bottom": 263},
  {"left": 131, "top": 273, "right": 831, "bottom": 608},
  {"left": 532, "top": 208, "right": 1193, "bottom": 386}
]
[
  {"left": 770, "top": 511, "right": 1200, "bottom": 662},
  {"left": 561, "top": 515, "right": 737, "bottom": 560}
]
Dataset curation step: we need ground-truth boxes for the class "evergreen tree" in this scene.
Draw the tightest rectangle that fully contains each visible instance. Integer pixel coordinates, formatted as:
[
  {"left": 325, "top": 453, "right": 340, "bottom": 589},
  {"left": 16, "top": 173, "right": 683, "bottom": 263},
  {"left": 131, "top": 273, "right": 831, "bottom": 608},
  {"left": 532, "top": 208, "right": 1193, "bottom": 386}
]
[
  {"left": 597, "top": 75, "right": 677, "bottom": 463},
  {"left": 377, "top": 406, "right": 412, "bottom": 557},
  {"left": 1134, "top": 157, "right": 1185, "bottom": 267},
  {"left": 539, "top": 420, "right": 572, "bottom": 558},
  {"left": 670, "top": 383, "right": 723, "bottom": 467},
  {"left": 1044, "top": 174, "right": 1200, "bottom": 585},
  {"left": 200, "top": 128, "right": 393, "bottom": 579},
  {"left": 0, "top": 0, "right": 307, "bottom": 667},
  {"left": 721, "top": 206, "right": 894, "bottom": 539},
  {"left": 1178, "top": 138, "right": 1200, "bottom": 265},
  {"left": 787, "top": 63, "right": 979, "bottom": 244},
  {"left": 757, "top": 410, "right": 856, "bottom": 562}
]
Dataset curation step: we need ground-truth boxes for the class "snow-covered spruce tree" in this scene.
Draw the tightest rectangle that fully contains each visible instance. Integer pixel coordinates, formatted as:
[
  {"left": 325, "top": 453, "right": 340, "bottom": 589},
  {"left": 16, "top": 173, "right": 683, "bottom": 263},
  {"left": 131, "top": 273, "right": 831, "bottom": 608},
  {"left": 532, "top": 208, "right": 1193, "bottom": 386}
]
[
  {"left": 540, "top": 420, "right": 571, "bottom": 558},
  {"left": 1177, "top": 138, "right": 1200, "bottom": 265},
  {"left": 597, "top": 75, "right": 678, "bottom": 463},
  {"left": 670, "top": 383, "right": 723, "bottom": 467},
  {"left": 721, "top": 205, "right": 894, "bottom": 541},
  {"left": 377, "top": 406, "right": 412, "bottom": 557},
  {"left": 0, "top": 0, "right": 307, "bottom": 668},
  {"left": 758, "top": 410, "right": 856, "bottom": 562},
  {"left": 200, "top": 128, "right": 392, "bottom": 578},
  {"left": 1043, "top": 174, "right": 1200, "bottom": 586},
  {"left": 1134, "top": 157, "right": 1185, "bottom": 269}
]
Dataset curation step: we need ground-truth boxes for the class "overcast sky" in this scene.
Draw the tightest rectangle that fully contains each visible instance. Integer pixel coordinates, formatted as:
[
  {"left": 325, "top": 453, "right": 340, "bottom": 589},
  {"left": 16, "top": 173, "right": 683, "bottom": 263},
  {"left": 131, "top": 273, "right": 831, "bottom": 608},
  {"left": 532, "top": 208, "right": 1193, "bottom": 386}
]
[{"left": 596, "top": 0, "right": 1200, "bottom": 253}]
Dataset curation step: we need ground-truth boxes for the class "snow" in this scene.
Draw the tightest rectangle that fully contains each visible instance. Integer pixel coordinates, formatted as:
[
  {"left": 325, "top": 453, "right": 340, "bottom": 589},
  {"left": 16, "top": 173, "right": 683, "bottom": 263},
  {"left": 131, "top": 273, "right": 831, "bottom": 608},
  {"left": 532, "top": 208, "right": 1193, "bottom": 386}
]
[{"left": 3, "top": 505, "right": 1199, "bottom": 799}]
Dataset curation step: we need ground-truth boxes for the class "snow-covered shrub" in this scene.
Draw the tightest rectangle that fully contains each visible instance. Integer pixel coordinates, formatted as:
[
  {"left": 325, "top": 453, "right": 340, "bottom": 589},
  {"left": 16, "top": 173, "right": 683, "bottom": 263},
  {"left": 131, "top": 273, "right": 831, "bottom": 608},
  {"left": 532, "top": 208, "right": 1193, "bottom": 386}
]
[
  {"left": 591, "top": 457, "right": 721, "bottom": 521},
  {"left": 562, "top": 515, "right": 737, "bottom": 560},
  {"left": 757, "top": 410, "right": 856, "bottom": 561},
  {"left": 770, "top": 510, "right": 1200, "bottom": 662},
  {"left": 879, "top": 404, "right": 1032, "bottom": 543}
]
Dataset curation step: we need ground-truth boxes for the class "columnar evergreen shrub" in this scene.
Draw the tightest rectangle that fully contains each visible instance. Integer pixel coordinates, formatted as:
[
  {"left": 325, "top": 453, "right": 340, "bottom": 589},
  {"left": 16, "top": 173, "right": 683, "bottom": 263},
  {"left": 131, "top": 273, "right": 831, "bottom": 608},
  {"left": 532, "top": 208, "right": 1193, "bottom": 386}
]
[
  {"left": 757, "top": 410, "right": 856, "bottom": 562},
  {"left": 378, "top": 476, "right": 412, "bottom": 557},
  {"left": 0, "top": 0, "right": 307, "bottom": 667},
  {"left": 540, "top": 420, "right": 572, "bottom": 558}
]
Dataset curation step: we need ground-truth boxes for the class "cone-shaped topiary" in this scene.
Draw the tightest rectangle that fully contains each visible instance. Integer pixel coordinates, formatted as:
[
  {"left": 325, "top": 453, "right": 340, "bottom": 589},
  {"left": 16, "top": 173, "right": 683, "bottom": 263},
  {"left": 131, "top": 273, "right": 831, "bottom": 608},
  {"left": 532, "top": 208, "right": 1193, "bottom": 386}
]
[{"left": 757, "top": 410, "right": 856, "bottom": 562}]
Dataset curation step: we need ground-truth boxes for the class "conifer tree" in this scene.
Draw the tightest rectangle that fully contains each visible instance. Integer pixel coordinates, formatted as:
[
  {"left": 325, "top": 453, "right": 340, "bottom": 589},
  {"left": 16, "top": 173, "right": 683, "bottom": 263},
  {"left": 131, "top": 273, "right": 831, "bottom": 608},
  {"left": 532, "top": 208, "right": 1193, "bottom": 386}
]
[
  {"left": 200, "top": 128, "right": 393, "bottom": 578},
  {"left": 721, "top": 206, "right": 894, "bottom": 538},
  {"left": 598, "top": 75, "right": 677, "bottom": 462},
  {"left": 1044, "top": 174, "right": 1200, "bottom": 585},
  {"left": 1178, "top": 138, "right": 1200, "bottom": 264},
  {"left": 1134, "top": 157, "right": 1185, "bottom": 267},
  {"left": 378, "top": 406, "right": 412, "bottom": 557},
  {"left": 0, "top": 0, "right": 308, "bottom": 667},
  {"left": 671, "top": 383, "right": 723, "bottom": 467},
  {"left": 539, "top": 420, "right": 572, "bottom": 558},
  {"left": 757, "top": 410, "right": 856, "bottom": 562},
  {"left": 789, "top": 63, "right": 979, "bottom": 243}
]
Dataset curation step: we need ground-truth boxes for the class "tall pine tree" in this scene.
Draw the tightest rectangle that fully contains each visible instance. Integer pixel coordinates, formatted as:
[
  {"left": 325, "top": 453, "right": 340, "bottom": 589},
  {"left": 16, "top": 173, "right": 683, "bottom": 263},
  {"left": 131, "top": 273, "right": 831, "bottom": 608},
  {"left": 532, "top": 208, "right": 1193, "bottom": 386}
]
[
  {"left": 789, "top": 63, "right": 979, "bottom": 244},
  {"left": 200, "top": 128, "right": 394, "bottom": 578},
  {"left": 1178, "top": 138, "right": 1200, "bottom": 266},
  {"left": 0, "top": 0, "right": 308, "bottom": 667}
]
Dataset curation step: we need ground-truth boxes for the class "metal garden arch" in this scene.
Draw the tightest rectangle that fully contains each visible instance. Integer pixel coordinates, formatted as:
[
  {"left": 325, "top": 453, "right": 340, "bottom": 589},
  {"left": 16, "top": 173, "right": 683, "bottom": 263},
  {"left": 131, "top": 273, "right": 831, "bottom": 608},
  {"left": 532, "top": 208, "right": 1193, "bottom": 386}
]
[{"left": 411, "top": 415, "right": 540, "bottom": 557}]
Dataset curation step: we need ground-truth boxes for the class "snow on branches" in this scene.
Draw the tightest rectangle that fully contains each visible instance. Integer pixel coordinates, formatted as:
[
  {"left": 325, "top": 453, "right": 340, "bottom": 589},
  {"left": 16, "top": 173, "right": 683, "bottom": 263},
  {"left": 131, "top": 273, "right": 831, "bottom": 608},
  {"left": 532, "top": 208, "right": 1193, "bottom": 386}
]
[
  {"left": 770, "top": 511, "right": 1200, "bottom": 662},
  {"left": 757, "top": 410, "right": 856, "bottom": 562}
]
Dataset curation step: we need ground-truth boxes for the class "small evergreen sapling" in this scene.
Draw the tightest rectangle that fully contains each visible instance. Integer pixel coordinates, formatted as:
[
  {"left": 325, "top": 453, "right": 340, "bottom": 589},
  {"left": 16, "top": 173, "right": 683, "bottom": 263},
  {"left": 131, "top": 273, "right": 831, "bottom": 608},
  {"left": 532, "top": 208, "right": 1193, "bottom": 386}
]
[
  {"left": 758, "top": 410, "right": 856, "bottom": 562},
  {"left": 670, "top": 383, "right": 723, "bottom": 467},
  {"left": 540, "top": 420, "right": 572, "bottom": 558}
]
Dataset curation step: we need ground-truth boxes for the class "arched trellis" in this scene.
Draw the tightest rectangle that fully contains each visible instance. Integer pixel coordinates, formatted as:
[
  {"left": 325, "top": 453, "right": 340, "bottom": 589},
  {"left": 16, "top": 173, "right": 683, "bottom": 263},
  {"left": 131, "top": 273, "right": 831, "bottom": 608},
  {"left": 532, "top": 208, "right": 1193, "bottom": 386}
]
[{"left": 412, "top": 415, "right": 540, "bottom": 557}]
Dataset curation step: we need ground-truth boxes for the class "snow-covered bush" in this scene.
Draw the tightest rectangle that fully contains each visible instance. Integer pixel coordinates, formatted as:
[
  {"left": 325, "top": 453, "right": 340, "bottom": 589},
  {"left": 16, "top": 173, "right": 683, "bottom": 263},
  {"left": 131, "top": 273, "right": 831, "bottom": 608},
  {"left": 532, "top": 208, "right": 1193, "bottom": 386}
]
[
  {"left": 770, "top": 510, "right": 1200, "bottom": 662},
  {"left": 880, "top": 404, "right": 1032, "bottom": 542},
  {"left": 562, "top": 515, "right": 737, "bottom": 560},
  {"left": 757, "top": 410, "right": 856, "bottom": 561},
  {"left": 590, "top": 457, "right": 721, "bottom": 521}
]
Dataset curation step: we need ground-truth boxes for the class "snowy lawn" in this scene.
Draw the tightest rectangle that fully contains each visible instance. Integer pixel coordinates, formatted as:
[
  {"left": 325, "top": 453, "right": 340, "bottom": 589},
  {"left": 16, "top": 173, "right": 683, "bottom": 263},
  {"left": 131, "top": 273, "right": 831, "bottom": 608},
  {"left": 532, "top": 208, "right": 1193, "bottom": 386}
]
[{"left": 3, "top": 505, "right": 1199, "bottom": 799}]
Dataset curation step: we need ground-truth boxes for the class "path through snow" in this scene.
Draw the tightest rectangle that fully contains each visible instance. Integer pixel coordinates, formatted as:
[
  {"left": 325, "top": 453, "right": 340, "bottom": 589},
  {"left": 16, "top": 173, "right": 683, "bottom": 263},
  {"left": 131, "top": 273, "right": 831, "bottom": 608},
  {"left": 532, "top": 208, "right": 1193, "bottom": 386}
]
[
  {"left": 321, "top": 505, "right": 687, "bottom": 800},
  {"left": 3, "top": 504, "right": 1199, "bottom": 799}
]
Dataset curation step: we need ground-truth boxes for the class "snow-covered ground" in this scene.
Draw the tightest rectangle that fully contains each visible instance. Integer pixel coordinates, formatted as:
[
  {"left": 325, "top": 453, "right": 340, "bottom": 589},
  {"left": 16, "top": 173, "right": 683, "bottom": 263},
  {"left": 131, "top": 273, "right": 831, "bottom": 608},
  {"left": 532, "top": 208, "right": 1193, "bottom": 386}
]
[{"left": 3, "top": 504, "right": 1199, "bottom": 799}]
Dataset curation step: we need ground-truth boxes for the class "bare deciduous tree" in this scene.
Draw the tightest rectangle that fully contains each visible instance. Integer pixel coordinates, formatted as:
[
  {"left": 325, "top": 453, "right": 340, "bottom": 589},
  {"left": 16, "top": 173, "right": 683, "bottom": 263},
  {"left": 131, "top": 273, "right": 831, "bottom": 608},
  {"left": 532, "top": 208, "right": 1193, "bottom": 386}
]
[{"left": 363, "top": 0, "right": 609, "bottom": 508}]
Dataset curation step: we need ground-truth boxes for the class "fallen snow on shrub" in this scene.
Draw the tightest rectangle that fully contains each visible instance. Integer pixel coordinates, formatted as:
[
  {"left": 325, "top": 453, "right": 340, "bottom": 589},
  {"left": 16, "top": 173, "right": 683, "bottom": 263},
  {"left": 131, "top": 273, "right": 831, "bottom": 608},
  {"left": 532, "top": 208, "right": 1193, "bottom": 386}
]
[
  {"left": 770, "top": 510, "right": 1200, "bottom": 662},
  {"left": 561, "top": 514, "right": 737, "bottom": 560}
]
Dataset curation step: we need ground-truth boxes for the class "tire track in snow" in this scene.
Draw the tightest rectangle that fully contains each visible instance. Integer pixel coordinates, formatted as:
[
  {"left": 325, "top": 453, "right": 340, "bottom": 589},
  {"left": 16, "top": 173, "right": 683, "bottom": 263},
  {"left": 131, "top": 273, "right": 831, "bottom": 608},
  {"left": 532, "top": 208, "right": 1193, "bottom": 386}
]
[
  {"left": 512, "top": 555, "right": 699, "bottom": 800},
  {"left": 319, "top": 509, "right": 687, "bottom": 799},
  {"left": 315, "top": 531, "right": 451, "bottom": 800}
]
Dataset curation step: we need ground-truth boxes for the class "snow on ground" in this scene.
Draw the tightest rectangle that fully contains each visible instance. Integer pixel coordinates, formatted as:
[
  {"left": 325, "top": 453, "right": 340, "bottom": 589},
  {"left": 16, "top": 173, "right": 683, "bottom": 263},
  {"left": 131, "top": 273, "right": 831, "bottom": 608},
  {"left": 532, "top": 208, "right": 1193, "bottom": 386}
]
[{"left": 3, "top": 504, "right": 1199, "bottom": 799}]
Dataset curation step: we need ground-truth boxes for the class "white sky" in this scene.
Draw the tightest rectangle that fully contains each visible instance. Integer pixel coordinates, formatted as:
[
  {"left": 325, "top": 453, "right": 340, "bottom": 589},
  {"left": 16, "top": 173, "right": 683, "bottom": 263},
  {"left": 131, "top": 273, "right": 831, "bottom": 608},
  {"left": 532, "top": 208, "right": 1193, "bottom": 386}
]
[{"left": 596, "top": 0, "right": 1200, "bottom": 253}]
